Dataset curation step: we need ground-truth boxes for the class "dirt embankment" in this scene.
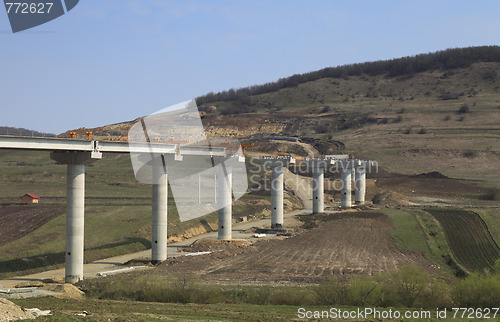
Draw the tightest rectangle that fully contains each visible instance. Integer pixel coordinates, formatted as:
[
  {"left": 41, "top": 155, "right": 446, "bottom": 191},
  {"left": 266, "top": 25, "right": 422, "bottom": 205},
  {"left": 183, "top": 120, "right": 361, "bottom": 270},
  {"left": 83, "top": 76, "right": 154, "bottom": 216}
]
[{"left": 0, "top": 298, "right": 35, "bottom": 321}]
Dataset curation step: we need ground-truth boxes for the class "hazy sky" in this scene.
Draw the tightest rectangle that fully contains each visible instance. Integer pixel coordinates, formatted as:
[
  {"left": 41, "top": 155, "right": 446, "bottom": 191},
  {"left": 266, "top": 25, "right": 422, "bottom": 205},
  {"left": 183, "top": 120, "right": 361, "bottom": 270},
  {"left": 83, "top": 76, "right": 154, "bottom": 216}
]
[{"left": 1, "top": 0, "right": 499, "bottom": 134}]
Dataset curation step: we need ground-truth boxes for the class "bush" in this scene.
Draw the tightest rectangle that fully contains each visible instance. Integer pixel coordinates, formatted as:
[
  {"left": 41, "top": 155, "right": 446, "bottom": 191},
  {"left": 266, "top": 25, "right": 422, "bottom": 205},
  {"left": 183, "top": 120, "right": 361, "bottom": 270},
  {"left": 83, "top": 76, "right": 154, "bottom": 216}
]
[
  {"left": 377, "top": 265, "right": 451, "bottom": 309},
  {"left": 392, "top": 115, "right": 403, "bottom": 123},
  {"left": 456, "top": 104, "right": 470, "bottom": 114},
  {"left": 269, "top": 287, "right": 315, "bottom": 306},
  {"left": 314, "top": 265, "right": 451, "bottom": 309},
  {"left": 315, "top": 276, "right": 348, "bottom": 305},
  {"left": 452, "top": 271, "right": 500, "bottom": 307}
]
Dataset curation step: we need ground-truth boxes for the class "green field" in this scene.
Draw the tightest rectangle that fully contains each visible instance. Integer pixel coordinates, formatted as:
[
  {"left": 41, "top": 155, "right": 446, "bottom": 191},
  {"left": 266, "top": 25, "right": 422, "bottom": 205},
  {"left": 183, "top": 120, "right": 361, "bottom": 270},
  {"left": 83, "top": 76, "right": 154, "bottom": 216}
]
[
  {"left": 476, "top": 208, "right": 500, "bottom": 246},
  {"left": 426, "top": 208, "right": 500, "bottom": 272},
  {"left": 0, "top": 151, "right": 268, "bottom": 278}
]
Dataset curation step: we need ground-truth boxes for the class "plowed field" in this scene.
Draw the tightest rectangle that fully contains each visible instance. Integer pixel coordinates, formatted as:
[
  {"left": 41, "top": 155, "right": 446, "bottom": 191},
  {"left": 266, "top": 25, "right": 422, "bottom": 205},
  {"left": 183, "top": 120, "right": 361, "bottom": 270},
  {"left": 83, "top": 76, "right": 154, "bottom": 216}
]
[
  {"left": 161, "top": 212, "right": 431, "bottom": 283},
  {"left": 0, "top": 207, "right": 63, "bottom": 245},
  {"left": 427, "top": 208, "right": 500, "bottom": 272}
]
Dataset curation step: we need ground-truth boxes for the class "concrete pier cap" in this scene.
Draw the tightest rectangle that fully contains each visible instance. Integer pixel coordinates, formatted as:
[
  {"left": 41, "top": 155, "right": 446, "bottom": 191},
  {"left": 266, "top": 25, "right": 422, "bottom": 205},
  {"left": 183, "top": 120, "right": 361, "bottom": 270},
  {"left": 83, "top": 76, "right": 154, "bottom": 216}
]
[
  {"left": 50, "top": 151, "right": 102, "bottom": 284},
  {"left": 260, "top": 156, "right": 296, "bottom": 229}
]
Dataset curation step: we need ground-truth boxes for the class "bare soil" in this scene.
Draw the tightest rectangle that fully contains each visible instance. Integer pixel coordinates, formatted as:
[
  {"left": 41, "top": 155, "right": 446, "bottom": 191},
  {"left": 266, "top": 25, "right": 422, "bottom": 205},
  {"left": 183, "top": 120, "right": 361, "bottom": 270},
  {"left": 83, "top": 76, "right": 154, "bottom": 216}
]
[
  {"left": 160, "top": 212, "right": 432, "bottom": 284},
  {"left": 375, "top": 175, "right": 494, "bottom": 199},
  {"left": 0, "top": 298, "right": 35, "bottom": 321},
  {"left": 0, "top": 207, "right": 63, "bottom": 245}
]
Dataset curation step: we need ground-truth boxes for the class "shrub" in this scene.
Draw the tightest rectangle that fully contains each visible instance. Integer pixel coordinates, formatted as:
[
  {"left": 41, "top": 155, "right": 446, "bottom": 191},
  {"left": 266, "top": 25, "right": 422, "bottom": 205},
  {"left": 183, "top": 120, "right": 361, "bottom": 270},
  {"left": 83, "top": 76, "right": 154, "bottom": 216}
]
[
  {"left": 462, "top": 150, "right": 477, "bottom": 158},
  {"left": 269, "top": 287, "right": 315, "bottom": 306},
  {"left": 377, "top": 265, "right": 451, "bottom": 309},
  {"left": 392, "top": 115, "right": 403, "bottom": 123},
  {"left": 315, "top": 276, "right": 348, "bottom": 305},
  {"left": 456, "top": 104, "right": 470, "bottom": 114},
  {"left": 345, "top": 275, "right": 381, "bottom": 307},
  {"left": 452, "top": 270, "right": 500, "bottom": 307}
]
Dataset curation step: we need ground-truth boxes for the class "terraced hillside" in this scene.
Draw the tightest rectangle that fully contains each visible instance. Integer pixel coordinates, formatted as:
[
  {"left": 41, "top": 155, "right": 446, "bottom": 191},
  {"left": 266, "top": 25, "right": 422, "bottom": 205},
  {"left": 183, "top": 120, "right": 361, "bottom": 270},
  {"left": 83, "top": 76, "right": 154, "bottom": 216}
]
[{"left": 426, "top": 208, "right": 500, "bottom": 272}]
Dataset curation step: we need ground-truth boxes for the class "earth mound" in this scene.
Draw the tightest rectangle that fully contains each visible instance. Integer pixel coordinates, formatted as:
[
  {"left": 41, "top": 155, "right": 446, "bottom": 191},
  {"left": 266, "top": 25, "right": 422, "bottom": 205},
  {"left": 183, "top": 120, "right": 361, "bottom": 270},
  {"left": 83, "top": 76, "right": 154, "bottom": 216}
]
[
  {"left": 412, "top": 171, "right": 449, "bottom": 179},
  {"left": 0, "top": 298, "right": 34, "bottom": 321}
]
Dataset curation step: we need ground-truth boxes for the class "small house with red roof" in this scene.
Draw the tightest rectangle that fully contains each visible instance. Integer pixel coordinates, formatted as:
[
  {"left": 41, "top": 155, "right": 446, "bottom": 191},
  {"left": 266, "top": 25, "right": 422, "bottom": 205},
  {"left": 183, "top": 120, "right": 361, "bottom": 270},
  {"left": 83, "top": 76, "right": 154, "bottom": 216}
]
[{"left": 21, "top": 193, "right": 39, "bottom": 204}]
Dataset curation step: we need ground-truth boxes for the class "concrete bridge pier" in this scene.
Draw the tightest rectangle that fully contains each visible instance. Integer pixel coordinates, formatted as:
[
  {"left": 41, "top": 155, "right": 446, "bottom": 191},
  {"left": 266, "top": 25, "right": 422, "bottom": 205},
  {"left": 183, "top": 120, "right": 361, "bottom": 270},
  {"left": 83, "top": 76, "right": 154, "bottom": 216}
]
[
  {"left": 270, "top": 165, "right": 284, "bottom": 229},
  {"left": 301, "top": 158, "right": 333, "bottom": 214},
  {"left": 151, "top": 156, "right": 168, "bottom": 264},
  {"left": 260, "top": 157, "right": 295, "bottom": 227},
  {"left": 354, "top": 161, "right": 366, "bottom": 205},
  {"left": 217, "top": 165, "right": 232, "bottom": 240},
  {"left": 312, "top": 166, "right": 325, "bottom": 213},
  {"left": 50, "top": 151, "right": 102, "bottom": 284},
  {"left": 340, "top": 165, "right": 352, "bottom": 208}
]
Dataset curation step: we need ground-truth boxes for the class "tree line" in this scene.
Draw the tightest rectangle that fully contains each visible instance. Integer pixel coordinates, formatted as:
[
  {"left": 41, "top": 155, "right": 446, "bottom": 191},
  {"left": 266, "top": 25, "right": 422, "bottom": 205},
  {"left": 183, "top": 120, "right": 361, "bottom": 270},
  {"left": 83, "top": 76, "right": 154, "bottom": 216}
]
[
  {"left": 197, "top": 46, "right": 500, "bottom": 105},
  {"left": 0, "top": 126, "right": 56, "bottom": 137}
]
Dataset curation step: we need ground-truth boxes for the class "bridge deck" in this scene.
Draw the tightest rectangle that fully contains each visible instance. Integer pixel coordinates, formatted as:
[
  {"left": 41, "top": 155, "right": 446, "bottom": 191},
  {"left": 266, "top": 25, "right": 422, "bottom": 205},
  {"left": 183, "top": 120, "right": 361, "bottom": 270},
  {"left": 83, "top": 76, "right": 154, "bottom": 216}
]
[{"left": 0, "top": 136, "right": 227, "bottom": 156}]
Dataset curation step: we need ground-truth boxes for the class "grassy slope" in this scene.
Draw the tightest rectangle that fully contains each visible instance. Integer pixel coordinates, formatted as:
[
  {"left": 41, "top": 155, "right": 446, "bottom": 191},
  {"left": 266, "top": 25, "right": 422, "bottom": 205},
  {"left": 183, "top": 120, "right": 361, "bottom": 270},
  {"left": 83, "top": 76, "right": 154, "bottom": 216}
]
[
  {"left": 208, "top": 62, "right": 500, "bottom": 188},
  {"left": 382, "top": 208, "right": 458, "bottom": 276},
  {"left": 475, "top": 208, "right": 500, "bottom": 247},
  {"left": 13, "top": 297, "right": 303, "bottom": 321},
  {"left": 13, "top": 297, "right": 454, "bottom": 321}
]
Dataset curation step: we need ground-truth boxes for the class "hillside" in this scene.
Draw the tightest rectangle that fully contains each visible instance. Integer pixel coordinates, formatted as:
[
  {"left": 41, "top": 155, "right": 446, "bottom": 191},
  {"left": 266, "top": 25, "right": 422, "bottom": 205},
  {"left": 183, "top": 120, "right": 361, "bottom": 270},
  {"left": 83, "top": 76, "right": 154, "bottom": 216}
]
[{"left": 69, "top": 46, "right": 500, "bottom": 188}]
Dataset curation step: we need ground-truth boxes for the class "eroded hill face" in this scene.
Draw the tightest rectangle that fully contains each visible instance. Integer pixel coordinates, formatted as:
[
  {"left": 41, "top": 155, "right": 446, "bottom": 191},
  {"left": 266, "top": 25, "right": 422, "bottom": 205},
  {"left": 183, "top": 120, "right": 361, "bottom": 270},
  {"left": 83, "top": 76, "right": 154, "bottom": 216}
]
[{"left": 62, "top": 61, "right": 500, "bottom": 187}]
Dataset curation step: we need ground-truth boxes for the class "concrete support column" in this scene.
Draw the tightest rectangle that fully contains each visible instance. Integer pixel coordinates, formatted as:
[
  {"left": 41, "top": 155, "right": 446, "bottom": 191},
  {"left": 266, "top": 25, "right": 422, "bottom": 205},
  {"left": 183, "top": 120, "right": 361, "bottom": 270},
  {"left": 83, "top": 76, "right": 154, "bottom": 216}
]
[
  {"left": 152, "top": 159, "right": 168, "bottom": 264},
  {"left": 312, "top": 167, "right": 324, "bottom": 213},
  {"left": 50, "top": 151, "right": 102, "bottom": 284},
  {"left": 217, "top": 165, "right": 232, "bottom": 240},
  {"left": 270, "top": 165, "right": 284, "bottom": 228},
  {"left": 354, "top": 165, "right": 366, "bottom": 204},
  {"left": 65, "top": 164, "right": 85, "bottom": 284},
  {"left": 341, "top": 167, "right": 352, "bottom": 208}
]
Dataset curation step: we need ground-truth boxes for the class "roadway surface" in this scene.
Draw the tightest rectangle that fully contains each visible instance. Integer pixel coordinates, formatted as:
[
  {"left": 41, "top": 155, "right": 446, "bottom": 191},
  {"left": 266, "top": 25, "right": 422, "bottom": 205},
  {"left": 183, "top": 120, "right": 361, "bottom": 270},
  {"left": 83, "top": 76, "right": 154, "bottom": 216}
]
[{"left": 0, "top": 170, "right": 314, "bottom": 289}]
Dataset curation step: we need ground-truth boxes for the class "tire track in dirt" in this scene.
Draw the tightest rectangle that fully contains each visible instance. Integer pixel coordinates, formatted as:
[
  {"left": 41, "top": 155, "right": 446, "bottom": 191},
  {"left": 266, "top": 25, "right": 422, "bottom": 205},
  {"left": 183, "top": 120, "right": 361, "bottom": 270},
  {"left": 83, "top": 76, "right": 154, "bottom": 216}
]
[{"left": 162, "top": 212, "right": 431, "bottom": 283}]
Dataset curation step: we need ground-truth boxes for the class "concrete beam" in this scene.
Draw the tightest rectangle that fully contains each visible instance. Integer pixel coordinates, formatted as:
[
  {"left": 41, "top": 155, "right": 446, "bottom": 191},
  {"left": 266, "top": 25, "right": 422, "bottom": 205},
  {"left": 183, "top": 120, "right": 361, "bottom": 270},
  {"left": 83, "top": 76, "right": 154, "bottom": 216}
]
[
  {"left": 50, "top": 151, "right": 102, "bottom": 165},
  {"left": 0, "top": 136, "right": 228, "bottom": 156}
]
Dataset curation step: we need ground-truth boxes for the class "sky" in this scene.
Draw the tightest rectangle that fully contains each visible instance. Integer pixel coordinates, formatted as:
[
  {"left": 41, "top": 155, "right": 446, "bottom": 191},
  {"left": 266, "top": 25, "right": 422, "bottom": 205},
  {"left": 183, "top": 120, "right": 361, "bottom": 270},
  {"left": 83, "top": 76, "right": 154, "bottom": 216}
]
[{"left": 1, "top": 0, "right": 499, "bottom": 134}]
